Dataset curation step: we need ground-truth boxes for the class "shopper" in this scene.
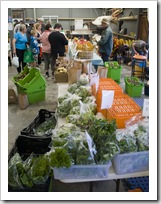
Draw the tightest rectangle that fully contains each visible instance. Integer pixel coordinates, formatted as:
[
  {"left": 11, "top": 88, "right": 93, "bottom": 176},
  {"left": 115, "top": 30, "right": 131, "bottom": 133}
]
[
  {"left": 30, "top": 29, "right": 40, "bottom": 67},
  {"left": 132, "top": 40, "right": 149, "bottom": 57},
  {"left": 26, "top": 19, "right": 35, "bottom": 45},
  {"left": 34, "top": 23, "right": 42, "bottom": 65},
  {"left": 97, "top": 18, "right": 113, "bottom": 62},
  {"left": 12, "top": 24, "right": 27, "bottom": 73},
  {"left": 14, "top": 20, "right": 24, "bottom": 34},
  {"left": 48, "top": 23, "right": 68, "bottom": 78},
  {"left": 39, "top": 23, "right": 52, "bottom": 78},
  {"left": 37, "top": 18, "right": 46, "bottom": 33}
]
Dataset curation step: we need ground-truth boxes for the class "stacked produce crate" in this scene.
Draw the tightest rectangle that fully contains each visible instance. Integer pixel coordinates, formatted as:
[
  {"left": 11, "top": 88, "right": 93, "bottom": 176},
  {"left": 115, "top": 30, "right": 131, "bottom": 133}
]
[
  {"left": 124, "top": 77, "right": 144, "bottom": 97},
  {"left": 104, "top": 61, "right": 122, "bottom": 84},
  {"left": 12, "top": 66, "right": 46, "bottom": 105}
]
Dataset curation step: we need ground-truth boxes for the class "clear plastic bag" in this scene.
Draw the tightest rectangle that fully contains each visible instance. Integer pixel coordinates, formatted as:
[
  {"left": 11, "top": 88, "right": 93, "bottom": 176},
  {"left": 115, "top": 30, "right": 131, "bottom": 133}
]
[
  {"left": 12, "top": 56, "right": 19, "bottom": 67},
  {"left": 57, "top": 94, "right": 81, "bottom": 117}
]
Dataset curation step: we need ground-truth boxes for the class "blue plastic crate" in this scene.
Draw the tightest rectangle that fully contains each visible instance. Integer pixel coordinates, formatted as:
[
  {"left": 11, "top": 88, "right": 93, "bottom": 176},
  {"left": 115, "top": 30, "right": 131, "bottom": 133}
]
[
  {"left": 132, "top": 98, "right": 144, "bottom": 108},
  {"left": 123, "top": 176, "right": 149, "bottom": 192}
]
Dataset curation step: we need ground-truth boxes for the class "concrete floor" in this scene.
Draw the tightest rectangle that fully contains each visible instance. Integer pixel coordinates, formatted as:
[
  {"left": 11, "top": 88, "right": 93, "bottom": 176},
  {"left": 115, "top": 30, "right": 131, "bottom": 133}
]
[{"left": 8, "top": 61, "right": 148, "bottom": 192}]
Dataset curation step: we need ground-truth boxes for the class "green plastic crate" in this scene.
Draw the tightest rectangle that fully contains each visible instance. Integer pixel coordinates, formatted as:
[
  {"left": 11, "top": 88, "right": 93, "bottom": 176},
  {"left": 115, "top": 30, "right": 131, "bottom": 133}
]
[
  {"left": 124, "top": 77, "right": 144, "bottom": 97},
  {"left": 104, "top": 61, "right": 122, "bottom": 83},
  {"left": 13, "top": 66, "right": 46, "bottom": 93},
  {"left": 13, "top": 65, "right": 46, "bottom": 104},
  {"left": 27, "top": 88, "right": 46, "bottom": 104},
  {"left": 12, "top": 66, "right": 30, "bottom": 84}
]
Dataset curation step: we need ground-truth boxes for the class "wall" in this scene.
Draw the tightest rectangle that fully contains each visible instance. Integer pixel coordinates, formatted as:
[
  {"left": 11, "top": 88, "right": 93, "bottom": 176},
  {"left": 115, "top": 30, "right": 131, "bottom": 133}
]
[{"left": 24, "top": 8, "right": 103, "bottom": 30}]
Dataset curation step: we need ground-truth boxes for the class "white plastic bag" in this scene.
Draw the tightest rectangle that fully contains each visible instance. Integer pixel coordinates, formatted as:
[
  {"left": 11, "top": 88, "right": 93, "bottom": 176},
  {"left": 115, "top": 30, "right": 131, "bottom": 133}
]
[{"left": 12, "top": 56, "right": 19, "bottom": 67}]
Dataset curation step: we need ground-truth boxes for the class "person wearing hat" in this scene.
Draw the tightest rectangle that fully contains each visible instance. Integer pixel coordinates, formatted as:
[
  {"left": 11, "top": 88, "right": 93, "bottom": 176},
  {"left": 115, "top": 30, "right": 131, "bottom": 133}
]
[
  {"left": 96, "top": 18, "right": 113, "bottom": 62},
  {"left": 37, "top": 18, "right": 46, "bottom": 33},
  {"left": 26, "top": 19, "right": 36, "bottom": 45}
]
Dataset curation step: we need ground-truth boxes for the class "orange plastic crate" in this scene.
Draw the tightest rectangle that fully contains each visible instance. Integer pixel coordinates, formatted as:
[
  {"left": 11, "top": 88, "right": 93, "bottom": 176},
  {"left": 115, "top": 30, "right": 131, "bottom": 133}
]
[
  {"left": 106, "top": 94, "right": 142, "bottom": 129},
  {"left": 96, "top": 86, "right": 123, "bottom": 109},
  {"left": 97, "top": 108, "right": 107, "bottom": 118}
]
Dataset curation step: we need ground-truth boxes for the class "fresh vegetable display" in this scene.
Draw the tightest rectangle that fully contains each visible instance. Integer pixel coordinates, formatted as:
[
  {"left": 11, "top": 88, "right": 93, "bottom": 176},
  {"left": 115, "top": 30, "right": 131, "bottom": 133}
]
[
  {"left": 8, "top": 153, "right": 33, "bottom": 189},
  {"left": 57, "top": 94, "right": 81, "bottom": 118},
  {"left": 48, "top": 148, "right": 71, "bottom": 168},
  {"left": 33, "top": 115, "right": 57, "bottom": 136},
  {"left": 78, "top": 74, "right": 89, "bottom": 85},
  {"left": 116, "top": 117, "right": 149, "bottom": 153},
  {"left": 8, "top": 153, "right": 51, "bottom": 189},
  {"left": 127, "top": 78, "right": 142, "bottom": 86},
  {"left": 88, "top": 118, "right": 118, "bottom": 164}
]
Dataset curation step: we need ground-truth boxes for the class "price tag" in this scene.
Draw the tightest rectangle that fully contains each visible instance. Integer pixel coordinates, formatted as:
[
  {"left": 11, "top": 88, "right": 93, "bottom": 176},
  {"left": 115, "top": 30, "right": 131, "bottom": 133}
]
[
  {"left": 101, "top": 90, "right": 114, "bottom": 109},
  {"left": 142, "top": 99, "right": 149, "bottom": 117}
]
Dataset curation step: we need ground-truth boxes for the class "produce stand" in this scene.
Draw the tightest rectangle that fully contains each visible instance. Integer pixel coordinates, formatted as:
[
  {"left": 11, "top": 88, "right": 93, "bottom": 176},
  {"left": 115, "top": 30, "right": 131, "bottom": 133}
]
[{"left": 57, "top": 83, "right": 149, "bottom": 192}]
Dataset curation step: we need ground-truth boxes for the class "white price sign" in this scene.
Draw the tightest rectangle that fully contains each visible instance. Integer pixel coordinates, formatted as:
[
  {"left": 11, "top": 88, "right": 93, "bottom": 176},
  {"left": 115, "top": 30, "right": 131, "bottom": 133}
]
[{"left": 142, "top": 99, "right": 149, "bottom": 117}]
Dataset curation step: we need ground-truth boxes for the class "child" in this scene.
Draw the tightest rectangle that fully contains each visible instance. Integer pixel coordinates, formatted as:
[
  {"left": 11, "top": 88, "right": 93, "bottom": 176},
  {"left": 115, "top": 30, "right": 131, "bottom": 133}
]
[{"left": 30, "top": 29, "right": 40, "bottom": 67}]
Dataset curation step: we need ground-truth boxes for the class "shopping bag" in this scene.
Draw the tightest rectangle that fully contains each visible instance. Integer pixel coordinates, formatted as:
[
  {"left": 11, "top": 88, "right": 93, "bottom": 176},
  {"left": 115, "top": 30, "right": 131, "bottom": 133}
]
[
  {"left": 12, "top": 56, "right": 19, "bottom": 67},
  {"left": 23, "top": 48, "right": 34, "bottom": 63}
]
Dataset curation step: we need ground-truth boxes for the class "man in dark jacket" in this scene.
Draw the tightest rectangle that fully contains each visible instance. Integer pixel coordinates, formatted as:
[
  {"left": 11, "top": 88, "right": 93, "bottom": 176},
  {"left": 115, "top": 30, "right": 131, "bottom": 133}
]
[
  {"left": 48, "top": 23, "right": 68, "bottom": 78},
  {"left": 97, "top": 18, "right": 113, "bottom": 62}
]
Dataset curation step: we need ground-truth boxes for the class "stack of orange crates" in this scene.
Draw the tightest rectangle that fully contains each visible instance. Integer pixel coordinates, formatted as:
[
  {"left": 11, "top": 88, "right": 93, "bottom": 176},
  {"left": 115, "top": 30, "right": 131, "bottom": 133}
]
[
  {"left": 106, "top": 94, "right": 142, "bottom": 129},
  {"left": 92, "top": 78, "right": 124, "bottom": 117}
]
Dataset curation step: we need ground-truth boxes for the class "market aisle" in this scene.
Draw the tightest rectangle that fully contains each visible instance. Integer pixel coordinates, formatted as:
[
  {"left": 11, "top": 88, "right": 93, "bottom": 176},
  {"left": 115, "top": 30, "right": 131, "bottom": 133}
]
[
  {"left": 8, "top": 62, "right": 147, "bottom": 192},
  {"left": 8, "top": 63, "right": 58, "bottom": 154}
]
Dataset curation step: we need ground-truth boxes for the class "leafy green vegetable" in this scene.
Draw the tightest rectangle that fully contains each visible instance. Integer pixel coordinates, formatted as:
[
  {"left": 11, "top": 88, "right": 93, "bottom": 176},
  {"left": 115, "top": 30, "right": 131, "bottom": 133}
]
[
  {"left": 34, "top": 115, "right": 57, "bottom": 136},
  {"left": 16, "top": 162, "right": 34, "bottom": 188},
  {"left": 48, "top": 148, "right": 71, "bottom": 168},
  {"left": 88, "top": 118, "right": 117, "bottom": 164},
  {"left": 30, "top": 155, "right": 50, "bottom": 185}
]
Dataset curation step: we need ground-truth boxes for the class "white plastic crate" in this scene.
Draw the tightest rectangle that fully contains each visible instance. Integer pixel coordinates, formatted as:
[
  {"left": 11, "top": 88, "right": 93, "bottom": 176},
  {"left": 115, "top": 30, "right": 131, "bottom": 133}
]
[
  {"left": 112, "top": 151, "right": 149, "bottom": 175},
  {"left": 53, "top": 161, "right": 112, "bottom": 179}
]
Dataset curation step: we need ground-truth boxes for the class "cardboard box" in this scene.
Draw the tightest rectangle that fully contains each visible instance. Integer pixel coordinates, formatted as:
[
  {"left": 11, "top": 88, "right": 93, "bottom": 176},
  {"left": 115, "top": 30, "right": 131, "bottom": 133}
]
[
  {"left": 55, "top": 71, "right": 68, "bottom": 83},
  {"left": 18, "top": 94, "right": 29, "bottom": 110}
]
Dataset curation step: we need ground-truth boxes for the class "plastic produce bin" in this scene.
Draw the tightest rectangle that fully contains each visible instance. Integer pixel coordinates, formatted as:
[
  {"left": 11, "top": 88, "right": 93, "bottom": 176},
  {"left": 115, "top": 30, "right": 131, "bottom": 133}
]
[
  {"left": 104, "top": 61, "right": 122, "bottom": 83},
  {"left": 123, "top": 176, "right": 149, "bottom": 192},
  {"left": 21, "top": 109, "right": 57, "bottom": 137},
  {"left": 8, "top": 135, "right": 52, "bottom": 192},
  {"left": 124, "top": 77, "right": 144, "bottom": 97},
  {"left": 106, "top": 94, "right": 142, "bottom": 129},
  {"left": 53, "top": 161, "right": 112, "bottom": 180},
  {"left": 13, "top": 66, "right": 46, "bottom": 104},
  {"left": 112, "top": 151, "right": 149, "bottom": 175}
]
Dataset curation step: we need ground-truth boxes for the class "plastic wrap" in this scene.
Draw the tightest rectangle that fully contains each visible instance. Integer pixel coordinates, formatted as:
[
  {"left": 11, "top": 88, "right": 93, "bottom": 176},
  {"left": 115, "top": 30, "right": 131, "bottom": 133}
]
[
  {"left": 33, "top": 115, "right": 57, "bottom": 136},
  {"left": 67, "top": 83, "right": 80, "bottom": 94},
  {"left": 8, "top": 153, "right": 34, "bottom": 189},
  {"left": 116, "top": 116, "right": 149, "bottom": 153},
  {"left": 57, "top": 94, "right": 81, "bottom": 117},
  {"left": 27, "top": 154, "right": 50, "bottom": 185},
  {"left": 74, "top": 85, "right": 92, "bottom": 101}
]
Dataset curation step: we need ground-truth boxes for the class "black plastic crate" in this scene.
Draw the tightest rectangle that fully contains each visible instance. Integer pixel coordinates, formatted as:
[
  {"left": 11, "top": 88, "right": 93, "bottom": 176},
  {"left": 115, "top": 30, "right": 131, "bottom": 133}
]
[
  {"left": 21, "top": 109, "right": 57, "bottom": 137},
  {"left": 122, "top": 176, "right": 149, "bottom": 192},
  {"left": 9, "top": 135, "right": 51, "bottom": 157},
  {"left": 8, "top": 135, "right": 52, "bottom": 192}
]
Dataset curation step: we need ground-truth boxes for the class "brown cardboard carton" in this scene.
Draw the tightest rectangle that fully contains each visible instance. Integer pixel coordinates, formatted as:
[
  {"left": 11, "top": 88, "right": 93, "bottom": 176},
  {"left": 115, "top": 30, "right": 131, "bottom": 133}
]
[
  {"left": 18, "top": 94, "right": 29, "bottom": 110},
  {"left": 97, "top": 66, "right": 108, "bottom": 78},
  {"left": 8, "top": 89, "right": 17, "bottom": 104}
]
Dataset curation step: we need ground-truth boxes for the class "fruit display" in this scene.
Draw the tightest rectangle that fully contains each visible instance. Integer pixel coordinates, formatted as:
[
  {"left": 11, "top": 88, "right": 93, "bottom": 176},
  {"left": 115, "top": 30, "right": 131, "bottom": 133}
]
[{"left": 73, "top": 37, "right": 94, "bottom": 51}]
